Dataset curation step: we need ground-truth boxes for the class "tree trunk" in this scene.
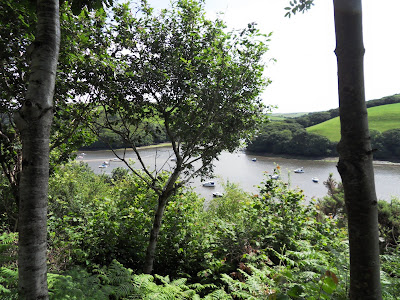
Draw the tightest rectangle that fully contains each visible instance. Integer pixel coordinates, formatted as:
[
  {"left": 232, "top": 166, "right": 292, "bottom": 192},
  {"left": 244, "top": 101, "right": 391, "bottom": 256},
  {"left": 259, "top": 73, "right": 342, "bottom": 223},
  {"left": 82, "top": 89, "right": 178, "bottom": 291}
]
[
  {"left": 143, "top": 192, "right": 170, "bottom": 274},
  {"left": 333, "top": 0, "right": 382, "bottom": 299},
  {"left": 15, "top": 0, "right": 60, "bottom": 299},
  {"left": 143, "top": 168, "right": 181, "bottom": 274}
]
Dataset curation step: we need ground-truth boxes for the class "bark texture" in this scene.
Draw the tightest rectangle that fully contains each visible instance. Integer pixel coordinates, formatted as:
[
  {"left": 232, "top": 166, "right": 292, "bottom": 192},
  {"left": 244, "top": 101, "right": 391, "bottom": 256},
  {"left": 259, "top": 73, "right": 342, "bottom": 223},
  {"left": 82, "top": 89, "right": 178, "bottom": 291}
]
[
  {"left": 333, "top": 0, "right": 382, "bottom": 299},
  {"left": 143, "top": 168, "right": 181, "bottom": 274},
  {"left": 15, "top": 0, "right": 60, "bottom": 299}
]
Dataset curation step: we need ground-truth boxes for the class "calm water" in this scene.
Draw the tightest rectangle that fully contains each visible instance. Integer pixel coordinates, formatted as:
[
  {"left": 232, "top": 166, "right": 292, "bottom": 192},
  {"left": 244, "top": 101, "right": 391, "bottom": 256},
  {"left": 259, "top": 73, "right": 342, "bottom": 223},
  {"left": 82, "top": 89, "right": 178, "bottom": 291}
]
[{"left": 78, "top": 147, "right": 400, "bottom": 202}]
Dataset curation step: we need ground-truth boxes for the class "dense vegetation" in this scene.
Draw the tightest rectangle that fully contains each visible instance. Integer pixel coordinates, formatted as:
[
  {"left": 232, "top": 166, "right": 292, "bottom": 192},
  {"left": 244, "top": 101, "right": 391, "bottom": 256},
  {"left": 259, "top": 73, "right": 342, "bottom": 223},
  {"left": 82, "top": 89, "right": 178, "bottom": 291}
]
[
  {"left": 247, "top": 121, "right": 337, "bottom": 157},
  {"left": 249, "top": 95, "right": 400, "bottom": 160},
  {"left": 2, "top": 163, "right": 400, "bottom": 298},
  {"left": 84, "top": 111, "right": 168, "bottom": 150}
]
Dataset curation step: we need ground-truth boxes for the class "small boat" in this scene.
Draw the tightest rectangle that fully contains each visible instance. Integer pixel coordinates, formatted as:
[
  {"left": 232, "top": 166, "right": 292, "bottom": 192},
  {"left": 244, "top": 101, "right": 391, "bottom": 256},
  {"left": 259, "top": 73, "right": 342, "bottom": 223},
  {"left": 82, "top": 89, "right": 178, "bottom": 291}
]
[
  {"left": 170, "top": 157, "right": 177, "bottom": 161},
  {"left": 103, "top": 161, "right": 109, "bottom": 165},
  {"left": 213, "top": 192, "right": 224, "bottom": 198},
  {"left": 98, "top": 164, "right": 108, "bottom": 168},
  {"left": 77, "top": 155, "right": 84, "bottom": 159},
  {"left": 270, "top": 174, "right": 280, "bottom": 180},
  {"left": 294, "top": 168, "right": 304, "bottom": 173},
  {"left": 312, "top": 177, "right": 319, "bottom": 183},
  {"left": 252, "top": 158, "right": 257, "bottom": 162},
  {"left": 112, "top": 157, "right": 121, "bottom": 161},
  {"left": 203, "top": 181, "right": 215, "bottom": 187}
]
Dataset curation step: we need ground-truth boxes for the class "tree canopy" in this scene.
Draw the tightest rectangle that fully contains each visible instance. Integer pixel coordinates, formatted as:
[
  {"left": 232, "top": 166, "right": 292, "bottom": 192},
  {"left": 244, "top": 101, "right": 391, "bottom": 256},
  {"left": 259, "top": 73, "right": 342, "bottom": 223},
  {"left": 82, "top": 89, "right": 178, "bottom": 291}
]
[{"left": 88, "top": 0, "right": 271, "bottom": 273}]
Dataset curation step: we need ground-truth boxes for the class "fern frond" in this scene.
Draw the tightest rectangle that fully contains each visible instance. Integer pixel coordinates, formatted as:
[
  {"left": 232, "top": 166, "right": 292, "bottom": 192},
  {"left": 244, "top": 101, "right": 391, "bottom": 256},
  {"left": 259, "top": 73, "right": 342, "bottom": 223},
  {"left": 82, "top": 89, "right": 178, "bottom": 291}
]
[{"left": 203, "top": 288, "right": 231, "bottom": 300}]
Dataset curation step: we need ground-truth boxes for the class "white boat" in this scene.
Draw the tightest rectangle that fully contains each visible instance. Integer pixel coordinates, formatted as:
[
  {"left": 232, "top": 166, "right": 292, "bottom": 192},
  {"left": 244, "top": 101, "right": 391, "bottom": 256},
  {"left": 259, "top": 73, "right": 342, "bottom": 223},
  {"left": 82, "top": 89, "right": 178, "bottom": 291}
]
[
  {"left": 98, "top": 164, "right": 108, "bottom": 168},
  {"left": 270, "top": 174, "right": 280, "bottom": 180},
  {"left": 312, "top": 177, "right": 319, "bottom": 183},
  {"left": 170, "top": 157, "right": 177, "bottom": 161},
  {"left": 203, "top": 181, "right": 215, "bottom": 187},
  {"left": 294, "top": 168, "right": 304, "bottom": 173},
  {"left": 112, "top": 158, "right": 121, "bottom": 161},
  {"left": 252, "top": 158, "right": 257, "bottom": 162},
  {"left": 103, "top": 161, "right": 109, "bottom": 165},
  {"left": 77, "top": 155, "right": 84, "bottom": 159},
  {"left": 213, "top": 192, "right": 224, "bottom": 197}
]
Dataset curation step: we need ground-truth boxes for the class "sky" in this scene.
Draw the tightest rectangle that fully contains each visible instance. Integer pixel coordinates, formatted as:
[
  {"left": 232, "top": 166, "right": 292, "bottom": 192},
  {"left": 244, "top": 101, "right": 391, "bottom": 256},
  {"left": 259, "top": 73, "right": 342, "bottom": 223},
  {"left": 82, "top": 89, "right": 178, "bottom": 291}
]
[{"left": 144, "top": 0, "right": 400, "bottom": 113}]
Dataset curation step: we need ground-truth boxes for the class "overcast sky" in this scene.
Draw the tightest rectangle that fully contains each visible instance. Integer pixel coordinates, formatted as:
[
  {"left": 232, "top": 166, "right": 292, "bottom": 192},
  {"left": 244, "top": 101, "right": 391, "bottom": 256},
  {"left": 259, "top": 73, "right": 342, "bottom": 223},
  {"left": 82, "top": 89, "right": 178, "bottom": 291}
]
[{"left": 145, "top": 0, "right": 400, "bottom": 113}]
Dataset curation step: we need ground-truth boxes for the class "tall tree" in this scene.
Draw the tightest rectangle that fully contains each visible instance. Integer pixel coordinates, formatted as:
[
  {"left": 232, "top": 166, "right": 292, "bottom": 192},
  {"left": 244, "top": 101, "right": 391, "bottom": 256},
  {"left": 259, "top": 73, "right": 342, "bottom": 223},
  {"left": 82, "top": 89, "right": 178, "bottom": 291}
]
[
  {"left": 0, "top": 1, "right": 100, "bottom": 231},
  {"left": 14, "top": 0, "right": 60, "bottom": 297},
  {"left": 334, "top": 0, "right": 381, "bottom": 298},
  {"left": 6, "top": 0, "right": 112, "bottom": 297},
  {"left": 92, "top": 0, "right": 270, "bottom": 274},
  {"left": 286, "top": 0, "right": 382, "bottom": 298}
]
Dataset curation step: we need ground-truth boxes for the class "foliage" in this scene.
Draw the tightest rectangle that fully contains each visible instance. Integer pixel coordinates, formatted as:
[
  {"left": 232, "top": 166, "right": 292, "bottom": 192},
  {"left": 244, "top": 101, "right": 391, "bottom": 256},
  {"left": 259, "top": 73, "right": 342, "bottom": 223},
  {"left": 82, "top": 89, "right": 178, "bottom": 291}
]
[
  {"left": 4, "top": 161, "right": 400, "bottom": 297},
  {"left": 91, "top": 0, "right": 270, "bottom": 179},
  {"left": 0, "top": 1, "right": 105, "bottom": 227},
  {"left": 247, "top": 121, "right": 336, "bottom": 157},
  {"left": 0, "top": 232, "right": 18, "bottom": 299},
  {"left": 316, "top": 174, "right": 346, "bottom": 227},
  {"left": 84, "top": 110, "right": 168, "bottom": 150},
  {"left": 83, "top": 0, "right": 272, "bottom": 273},
  {"left": 284, "top": 0, "right": 315, "bottom": 18},
  {"left": 47, "top": 162, "right": 206, "bottom": 274},
  {"left": 378, "top": 198, "right": 400, "bottom": 250}
]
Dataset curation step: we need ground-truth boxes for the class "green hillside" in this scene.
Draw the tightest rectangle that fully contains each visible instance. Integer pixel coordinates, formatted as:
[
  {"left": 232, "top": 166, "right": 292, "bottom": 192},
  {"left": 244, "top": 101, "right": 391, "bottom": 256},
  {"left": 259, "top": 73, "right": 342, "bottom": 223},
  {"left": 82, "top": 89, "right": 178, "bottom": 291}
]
[
  {"left": 307, "top": 103, "right": 400, "bottom": 142},
  {"left": 270, "top": 112, "right": 307, "bottom": 120}
]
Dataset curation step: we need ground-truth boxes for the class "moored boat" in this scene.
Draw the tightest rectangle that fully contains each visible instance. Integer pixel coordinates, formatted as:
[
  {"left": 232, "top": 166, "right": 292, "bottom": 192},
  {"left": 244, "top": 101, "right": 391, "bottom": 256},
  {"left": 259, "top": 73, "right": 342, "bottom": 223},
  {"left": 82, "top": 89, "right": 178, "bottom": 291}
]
[{"left": 294, "top": 168, "right": 304, "bottom": 173}]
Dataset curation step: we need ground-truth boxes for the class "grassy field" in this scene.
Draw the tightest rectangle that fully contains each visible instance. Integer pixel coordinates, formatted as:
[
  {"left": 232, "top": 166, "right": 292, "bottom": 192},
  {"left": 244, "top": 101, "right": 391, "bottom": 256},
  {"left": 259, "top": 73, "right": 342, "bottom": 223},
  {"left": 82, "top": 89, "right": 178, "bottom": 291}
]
[
  {"left": 307, "top": 103, "right": 400, "bottom": 142},
  {"left": 270, "top": 112, "right": 308, "bottom": 121}
]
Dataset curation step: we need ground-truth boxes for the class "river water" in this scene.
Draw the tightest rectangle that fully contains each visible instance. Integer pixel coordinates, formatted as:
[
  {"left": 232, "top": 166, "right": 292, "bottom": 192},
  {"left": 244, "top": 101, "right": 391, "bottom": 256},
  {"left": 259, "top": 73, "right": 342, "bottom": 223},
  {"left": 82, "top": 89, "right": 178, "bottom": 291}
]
[{"left": 77, "top": 147, "right": 400, "bottom": 202}]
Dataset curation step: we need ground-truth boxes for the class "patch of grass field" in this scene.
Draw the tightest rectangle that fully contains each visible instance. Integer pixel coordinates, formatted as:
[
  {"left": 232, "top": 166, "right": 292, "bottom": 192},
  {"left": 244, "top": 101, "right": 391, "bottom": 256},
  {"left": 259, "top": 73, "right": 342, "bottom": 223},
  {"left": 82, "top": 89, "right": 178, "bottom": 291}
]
[
  {"left": 307, "top": 103, "right": 400, "bottom": 142},
  {"left": 270, "top": 112, "right": 308, "bottom": 120}
]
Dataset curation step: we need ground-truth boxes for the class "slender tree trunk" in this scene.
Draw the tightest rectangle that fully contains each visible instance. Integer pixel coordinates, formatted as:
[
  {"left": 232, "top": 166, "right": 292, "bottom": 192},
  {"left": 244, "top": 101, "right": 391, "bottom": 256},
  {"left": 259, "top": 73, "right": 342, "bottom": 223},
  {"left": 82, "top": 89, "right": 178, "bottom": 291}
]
[
  {"left": 143, "top": 192, "right": 170, "bottom": 274},
  {"left": 15, "top": 0, "right": 60, "bottom": 298},
  {"left": 143, "top": 168, "right": 181, "bottom": 274},
  {"left": 333, "top": 1, "right": 382, "bottom": 299}
]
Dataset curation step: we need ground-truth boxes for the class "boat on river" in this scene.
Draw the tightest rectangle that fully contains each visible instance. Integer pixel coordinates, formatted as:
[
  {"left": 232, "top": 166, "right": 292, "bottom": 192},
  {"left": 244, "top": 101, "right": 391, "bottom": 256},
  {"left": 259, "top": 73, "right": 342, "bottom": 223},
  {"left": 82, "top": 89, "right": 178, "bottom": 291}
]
[
  {"left": 270, "top": 174, "right": 280, "bottom": 180},
  {"left": 213, "top": 192, "right": 224, "bottom": 197},
  {"left": 294, "top": 168, "right": 305, "bottom": 173},
  {"left": 203, "top": 181, "right": 215, "bottom": 187},
  {"left": 312, "top": 177, "right": 319, "bottom": 183}
]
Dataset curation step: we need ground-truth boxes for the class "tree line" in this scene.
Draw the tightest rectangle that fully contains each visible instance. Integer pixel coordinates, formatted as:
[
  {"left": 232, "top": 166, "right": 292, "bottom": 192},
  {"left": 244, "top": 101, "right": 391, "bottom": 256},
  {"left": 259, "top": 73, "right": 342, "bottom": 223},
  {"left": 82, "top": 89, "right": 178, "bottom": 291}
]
[
  {"left": 248, "top": 95, "right": 400, "bottom": 161},
  {"left": 292, "top": 94, "right": 400, "bottom": 128}
]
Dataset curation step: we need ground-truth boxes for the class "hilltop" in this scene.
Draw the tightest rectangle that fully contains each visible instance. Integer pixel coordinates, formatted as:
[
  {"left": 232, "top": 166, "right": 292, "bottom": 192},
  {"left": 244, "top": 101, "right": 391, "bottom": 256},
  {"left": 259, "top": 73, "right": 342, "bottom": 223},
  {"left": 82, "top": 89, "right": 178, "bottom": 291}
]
[{"left": 307, "top": 103, "right": 400, "bottom": 142}]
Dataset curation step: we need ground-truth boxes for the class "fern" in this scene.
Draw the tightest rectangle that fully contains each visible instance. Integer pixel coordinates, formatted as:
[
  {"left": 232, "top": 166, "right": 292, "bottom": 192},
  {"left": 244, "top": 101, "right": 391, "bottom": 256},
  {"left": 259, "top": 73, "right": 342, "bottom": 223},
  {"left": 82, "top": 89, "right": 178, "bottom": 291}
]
[
  {"left": 0, "top": 266, "right": 18, "bottom": 299},
  {"left": 0, "top": 232, "right": 17, "bottom": 266}
]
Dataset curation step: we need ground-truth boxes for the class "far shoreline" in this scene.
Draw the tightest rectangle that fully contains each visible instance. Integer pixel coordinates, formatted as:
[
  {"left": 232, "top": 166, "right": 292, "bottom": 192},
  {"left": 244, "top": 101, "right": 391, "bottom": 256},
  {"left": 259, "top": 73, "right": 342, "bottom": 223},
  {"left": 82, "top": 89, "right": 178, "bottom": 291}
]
[{"left": 80, "top": 144, "right": 400, "bottom": 166}]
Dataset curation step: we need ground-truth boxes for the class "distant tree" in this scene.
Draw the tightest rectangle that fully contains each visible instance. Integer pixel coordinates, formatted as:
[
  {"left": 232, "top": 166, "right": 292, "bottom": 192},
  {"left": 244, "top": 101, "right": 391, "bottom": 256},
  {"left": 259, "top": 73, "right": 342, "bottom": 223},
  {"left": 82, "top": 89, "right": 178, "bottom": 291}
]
[
  {"left": 381, "top": 129, "right": 400, "bottom": 157},
  {"left": 93, "top": 0, "right": 270, "bottom": 273},
  {"left": 247, "top": 121, "right": 335, "bottom": 156}
]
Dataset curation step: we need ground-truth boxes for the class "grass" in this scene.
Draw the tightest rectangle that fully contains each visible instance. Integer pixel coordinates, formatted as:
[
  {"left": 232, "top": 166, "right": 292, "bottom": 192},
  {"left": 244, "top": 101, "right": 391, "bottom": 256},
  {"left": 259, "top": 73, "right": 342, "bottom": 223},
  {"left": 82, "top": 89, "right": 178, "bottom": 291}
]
[
  {"left": 307, "top": 103, "right": 400, "bottom": 142},
  {"left": 270, "top": 112, "right": 308, "bottom": 120}
]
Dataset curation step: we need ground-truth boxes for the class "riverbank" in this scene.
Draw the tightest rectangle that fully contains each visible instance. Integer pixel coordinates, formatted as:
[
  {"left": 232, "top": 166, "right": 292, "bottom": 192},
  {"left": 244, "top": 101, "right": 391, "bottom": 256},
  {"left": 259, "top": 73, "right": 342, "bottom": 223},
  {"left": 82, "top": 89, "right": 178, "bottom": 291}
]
[{"left": 246, "top": 151, "right": 400, "bottom": 166}]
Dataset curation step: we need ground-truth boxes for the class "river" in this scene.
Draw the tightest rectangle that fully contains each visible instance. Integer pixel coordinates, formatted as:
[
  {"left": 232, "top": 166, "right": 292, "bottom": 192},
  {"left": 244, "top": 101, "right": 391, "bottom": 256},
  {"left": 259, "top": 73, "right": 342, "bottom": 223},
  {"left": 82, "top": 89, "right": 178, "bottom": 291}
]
[{"left": 77, "top": 147, "right": 400, "bottom": 202}]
